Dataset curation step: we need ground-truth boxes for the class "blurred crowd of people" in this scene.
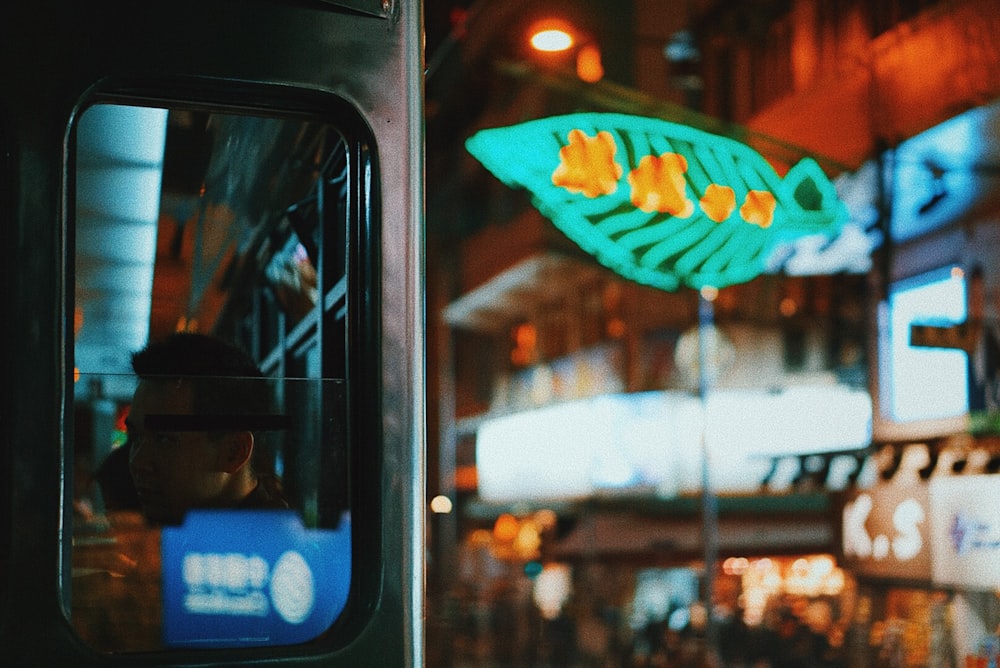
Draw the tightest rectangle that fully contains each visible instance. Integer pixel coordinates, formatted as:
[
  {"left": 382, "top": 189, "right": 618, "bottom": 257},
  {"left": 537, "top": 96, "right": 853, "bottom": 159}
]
[
  {"left": 630, "top": 600, "right": 850, "bottom": 668},
  {"left": 434, "top": 576, "right": 857, "bottom": 668}
]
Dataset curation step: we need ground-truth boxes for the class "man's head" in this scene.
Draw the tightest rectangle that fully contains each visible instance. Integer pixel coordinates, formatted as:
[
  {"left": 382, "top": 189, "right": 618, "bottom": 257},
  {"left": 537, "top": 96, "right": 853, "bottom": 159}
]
[{"left": 126, "top": 333, "right": 269, "bottom": 524}]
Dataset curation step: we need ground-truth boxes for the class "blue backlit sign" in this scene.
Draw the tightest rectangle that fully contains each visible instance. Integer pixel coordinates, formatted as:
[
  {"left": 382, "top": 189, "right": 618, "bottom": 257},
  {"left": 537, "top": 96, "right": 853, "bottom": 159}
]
[{"left": 162, "top": 510, "right": 350, "bottom": 648}]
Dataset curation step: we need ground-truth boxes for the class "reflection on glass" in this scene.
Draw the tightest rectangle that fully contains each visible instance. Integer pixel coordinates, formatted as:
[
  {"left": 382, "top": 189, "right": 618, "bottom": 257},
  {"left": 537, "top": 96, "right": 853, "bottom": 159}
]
[
  {"left": 70, "top": 103, "right": 355, "bottom": 651},
  {"left": 71, "top": 373, "right": 348, "bottom": 651}
]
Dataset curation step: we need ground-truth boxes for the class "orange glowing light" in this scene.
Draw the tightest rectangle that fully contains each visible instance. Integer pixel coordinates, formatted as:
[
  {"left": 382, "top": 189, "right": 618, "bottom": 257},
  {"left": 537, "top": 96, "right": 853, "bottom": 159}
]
[
  {"left": 493, "top": 513, "right": 520, "bottom": 542},
  {"left": 739, "top": 190, "right": 777, "bottom": 228},
  {"left": 699, "top": 183, "right": 736, "bottom": 222},
  {"left": 628, "top": 153, "right": 695, "bottom": 216},
  {"left": 514, "top": 323, "right": 537, "bottom": 348},
  {"left": 576, "top": 43, "right": 603, "bottom": 83},
  {"left": 552, "top": 129, "right": 622, "bottom": 198},
  {"left": 606, "top": 317, "right": 627, "bottom": 338},
  {"left": 455, "top": 465, "right": 478, "bottom": 491},
  {"left": 469, "top": 529, "right": 493, "bottom": 547},
  {"left": 511, "top": 322, "right": 538, "bottom": 366},
  {"left": 513, "top": 521, "right": 541, "bottom": 557}
]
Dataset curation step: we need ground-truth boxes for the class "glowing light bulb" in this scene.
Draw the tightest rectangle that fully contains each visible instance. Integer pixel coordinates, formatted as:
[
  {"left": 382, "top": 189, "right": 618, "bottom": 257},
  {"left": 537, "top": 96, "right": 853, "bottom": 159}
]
[
  {"left": 430, "top": 495, "right": 453, "bottom": 514},
  {"left": 531, "top": 29, "right": 574, "bottom": 52}
]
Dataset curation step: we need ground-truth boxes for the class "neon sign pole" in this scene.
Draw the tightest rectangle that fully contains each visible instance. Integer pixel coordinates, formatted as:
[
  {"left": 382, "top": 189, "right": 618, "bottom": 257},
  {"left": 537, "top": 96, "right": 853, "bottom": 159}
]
[
  {"left": 697, "top": 287, "right": 719, "bottom": 655},
  {"left": 467, "top": 112, "right": 847, "bottom": 658}
]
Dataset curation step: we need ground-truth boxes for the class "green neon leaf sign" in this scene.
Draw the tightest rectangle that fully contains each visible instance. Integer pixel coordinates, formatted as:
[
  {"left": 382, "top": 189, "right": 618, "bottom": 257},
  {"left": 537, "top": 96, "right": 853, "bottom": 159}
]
[{"left": 465, "top": 113, "right": 848, "bottom": 291}]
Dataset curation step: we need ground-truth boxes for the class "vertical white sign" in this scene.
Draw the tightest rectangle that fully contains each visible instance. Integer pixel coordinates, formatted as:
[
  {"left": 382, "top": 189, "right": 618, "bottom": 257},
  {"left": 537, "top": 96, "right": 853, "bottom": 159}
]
[{"left": 929, "top": 475, "right": 1000, "bottom": 590}]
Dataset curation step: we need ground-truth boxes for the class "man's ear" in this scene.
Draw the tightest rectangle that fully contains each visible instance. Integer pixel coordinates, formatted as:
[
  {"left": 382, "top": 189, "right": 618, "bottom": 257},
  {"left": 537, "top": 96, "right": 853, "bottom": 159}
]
[{"left": 217, "top": 431, "right": 254, "bottom": 474}]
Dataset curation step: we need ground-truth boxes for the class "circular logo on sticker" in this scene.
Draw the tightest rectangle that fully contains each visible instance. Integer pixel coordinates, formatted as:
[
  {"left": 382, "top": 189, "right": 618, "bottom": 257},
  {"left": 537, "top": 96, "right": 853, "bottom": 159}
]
[{"left": 269, "top": 550, "right": 315, "bottom": 624}]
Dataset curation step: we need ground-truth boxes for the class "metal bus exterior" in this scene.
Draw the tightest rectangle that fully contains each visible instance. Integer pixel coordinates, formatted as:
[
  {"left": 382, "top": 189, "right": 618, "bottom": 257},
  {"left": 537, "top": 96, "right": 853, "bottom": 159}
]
[{"left": 0, "top": 0, "right": 425, "bottom": 665}]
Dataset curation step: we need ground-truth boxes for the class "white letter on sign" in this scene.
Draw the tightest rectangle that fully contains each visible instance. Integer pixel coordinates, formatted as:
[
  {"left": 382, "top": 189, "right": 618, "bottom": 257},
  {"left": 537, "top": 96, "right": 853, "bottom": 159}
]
[
  {"left": 892, "top": 498, "right": 924, "bottom": 561},
  {"left": 843, "top": 494, "right": 873, "bottom": 558}
]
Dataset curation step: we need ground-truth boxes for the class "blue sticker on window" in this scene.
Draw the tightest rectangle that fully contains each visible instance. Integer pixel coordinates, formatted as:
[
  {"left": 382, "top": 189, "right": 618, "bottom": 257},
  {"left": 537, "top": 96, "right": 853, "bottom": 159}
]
[{"left": 161, "top": 510, "right": 350, "bottom": 648}]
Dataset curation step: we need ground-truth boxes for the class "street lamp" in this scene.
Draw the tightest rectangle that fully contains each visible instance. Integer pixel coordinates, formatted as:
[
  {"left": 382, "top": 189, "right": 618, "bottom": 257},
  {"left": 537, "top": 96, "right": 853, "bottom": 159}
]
[
  {"left": 530, "top": 26, "right": 574, "bottom": 53},
  {"left": 527, "top": 18, "right": 604, "bottom": 83}
]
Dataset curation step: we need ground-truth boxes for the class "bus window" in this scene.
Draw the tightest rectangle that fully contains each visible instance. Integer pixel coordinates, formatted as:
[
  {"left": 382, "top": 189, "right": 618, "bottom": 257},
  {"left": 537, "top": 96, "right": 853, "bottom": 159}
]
[{"left": 69, "top": 102, "right": 365, "bottom": 651}]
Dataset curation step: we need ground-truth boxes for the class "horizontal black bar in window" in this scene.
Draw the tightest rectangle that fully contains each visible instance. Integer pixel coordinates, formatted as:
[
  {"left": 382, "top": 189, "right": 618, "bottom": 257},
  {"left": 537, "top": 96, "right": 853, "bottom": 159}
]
[{"left": 143, "top": 414, "right": 292, "bottom": 432}]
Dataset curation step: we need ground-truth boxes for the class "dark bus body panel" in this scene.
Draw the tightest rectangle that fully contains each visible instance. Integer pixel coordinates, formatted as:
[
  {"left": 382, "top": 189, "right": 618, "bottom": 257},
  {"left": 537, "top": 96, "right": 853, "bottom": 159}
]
[{"left": 1, "top": 0, "right": 424, "bottom": 665}]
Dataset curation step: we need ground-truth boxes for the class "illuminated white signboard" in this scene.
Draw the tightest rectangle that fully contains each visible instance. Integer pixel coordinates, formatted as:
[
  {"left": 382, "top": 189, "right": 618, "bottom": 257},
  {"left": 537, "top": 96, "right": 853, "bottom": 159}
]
[
  {"left": 929, "top": 475, "right": 1000, "bottom": 591},
  {"left": 476, "top": 386, "right": 872, "bottom": 502},
  {"left": 841, "top": 483, "right": 931, "bottom": 581}
]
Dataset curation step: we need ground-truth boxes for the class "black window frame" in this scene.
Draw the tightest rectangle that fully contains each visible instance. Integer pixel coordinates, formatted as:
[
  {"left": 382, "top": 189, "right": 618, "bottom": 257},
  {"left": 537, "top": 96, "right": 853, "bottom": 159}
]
[{"left": 63, "top": 77, "right": 383, "bottom": 657}]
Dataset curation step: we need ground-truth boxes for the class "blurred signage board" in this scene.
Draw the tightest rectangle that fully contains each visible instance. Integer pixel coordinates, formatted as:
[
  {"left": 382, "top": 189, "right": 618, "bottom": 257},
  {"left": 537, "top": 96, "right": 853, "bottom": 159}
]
[
  {"left": 841, "top": 481, "right": 932, "bottom": 581},
  {"left": 162, "top": 510, "right": 351, "bottom": 648},
  {"left": 929, "top": 475, "right": 1000, "bottom": 591},
  {"left": 478, "top": 386, "right": 871, "bottom": 502}
]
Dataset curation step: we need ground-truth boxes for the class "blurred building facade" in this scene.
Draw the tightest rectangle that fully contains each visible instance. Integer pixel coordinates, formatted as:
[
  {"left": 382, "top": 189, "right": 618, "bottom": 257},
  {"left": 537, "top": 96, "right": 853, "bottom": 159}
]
[{"left": 425, "top": 0, "right": 1000, "bottom": 665}]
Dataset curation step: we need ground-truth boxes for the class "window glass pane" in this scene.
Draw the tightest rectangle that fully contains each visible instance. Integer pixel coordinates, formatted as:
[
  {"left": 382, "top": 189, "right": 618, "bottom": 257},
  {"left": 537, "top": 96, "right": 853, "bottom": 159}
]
[{"left": 70, "top": 103, "right": 355, "bottom": 651}]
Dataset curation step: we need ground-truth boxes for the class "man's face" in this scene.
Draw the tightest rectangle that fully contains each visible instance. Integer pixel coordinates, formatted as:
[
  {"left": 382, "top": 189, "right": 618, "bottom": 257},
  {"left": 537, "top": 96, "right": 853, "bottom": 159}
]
[{"left": 127, "top": 379, "right": 226, "bottom": 525}]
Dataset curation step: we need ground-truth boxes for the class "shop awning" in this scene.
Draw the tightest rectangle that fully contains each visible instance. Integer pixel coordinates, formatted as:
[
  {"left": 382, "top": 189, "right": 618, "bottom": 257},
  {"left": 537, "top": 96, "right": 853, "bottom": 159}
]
[{"left": 554, "top": 500, "right": 835, "bottom": 564}]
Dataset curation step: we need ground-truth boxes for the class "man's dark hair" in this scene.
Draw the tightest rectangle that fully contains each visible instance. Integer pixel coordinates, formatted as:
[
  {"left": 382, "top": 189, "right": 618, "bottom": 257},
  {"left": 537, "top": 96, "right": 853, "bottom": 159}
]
[
  {"left": 131, "top": 332, "right": 269, "bottom": 418},
  {"left": 129, "top": 332, "right": 287, "bottom": 506}
]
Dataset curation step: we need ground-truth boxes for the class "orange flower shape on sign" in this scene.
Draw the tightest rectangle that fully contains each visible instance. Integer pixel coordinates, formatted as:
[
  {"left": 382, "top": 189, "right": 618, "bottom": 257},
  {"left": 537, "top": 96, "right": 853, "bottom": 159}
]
[
  {"left": 740, "top": 190, "right": 777, "bottom": 228},
  {"left": 627, "top": 153, "right": 695, "bottom": 216},
  {"left": 551, "top": 129, "right": 623, "bottom": 197},
  {"left": 699, "top": 184, "right": 736, "bottom": 222}
]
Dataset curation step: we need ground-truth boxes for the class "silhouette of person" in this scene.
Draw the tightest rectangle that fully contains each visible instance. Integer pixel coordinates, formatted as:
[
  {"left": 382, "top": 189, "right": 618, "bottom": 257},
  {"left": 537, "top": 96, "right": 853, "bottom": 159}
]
[{"left": 125, "top": 332, "right": 287, "bottom": 525}]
